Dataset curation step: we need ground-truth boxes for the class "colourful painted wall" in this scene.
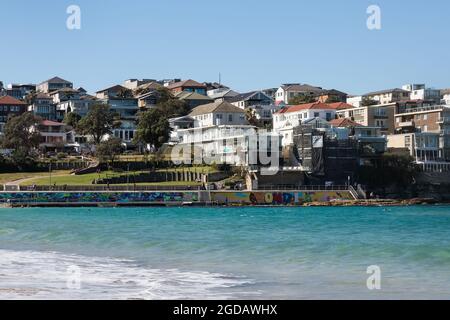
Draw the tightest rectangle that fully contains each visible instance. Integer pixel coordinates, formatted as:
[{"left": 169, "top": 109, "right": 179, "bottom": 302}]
[
  {"left": 0, "top": 192, "right": 198, "bottom": 204},
  {"left": 211, "top": 191, "right": 353, "bottom": 205},
  {"left": 0, "top": 190, "right": 353, "bottom": 205}
]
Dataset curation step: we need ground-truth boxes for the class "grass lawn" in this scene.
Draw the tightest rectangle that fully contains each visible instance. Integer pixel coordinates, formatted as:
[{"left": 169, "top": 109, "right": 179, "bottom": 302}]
[
  {"left": 22, "top": 171, "right": 123, "bottom": 186},
  {"left": 21, "top": 171, "right": 203, "bottom": 186},
  {"left": 0, "top": 171, "right": 71, "bottom": 185}
]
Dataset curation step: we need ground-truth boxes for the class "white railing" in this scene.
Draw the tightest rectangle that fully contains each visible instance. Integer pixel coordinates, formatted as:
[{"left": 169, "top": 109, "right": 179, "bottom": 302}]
[{"left": 398, "top": 105, "right": 446, "bottom": 114}]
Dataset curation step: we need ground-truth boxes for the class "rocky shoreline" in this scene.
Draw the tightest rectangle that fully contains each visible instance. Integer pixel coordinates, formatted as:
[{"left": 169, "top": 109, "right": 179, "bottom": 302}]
[{"left": 302, "top": 198, "right": 446, "bottom": 207}]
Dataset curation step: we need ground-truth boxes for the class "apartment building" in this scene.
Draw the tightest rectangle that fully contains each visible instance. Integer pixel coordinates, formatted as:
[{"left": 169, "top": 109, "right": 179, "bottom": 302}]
[
  {"left": 402, "top": 84, "right": 441, "bottom": 103},
  {"left": 393, "top": 102, "right": 450, "bottom": 162},
  {"left": 336, "top": 103, "right": 396, "bottom": 134},
  {"left": 28, "top": 93, "right": 57, "bottom": 120},
  {"left": 5, "top": 83, "right": 36, "bottom": 100},
  {"left": 387, "top": 132, "right": 450, "bottom": 172},
  {"left": 274, "top": 102, "right": 338, "bottom": 146}
]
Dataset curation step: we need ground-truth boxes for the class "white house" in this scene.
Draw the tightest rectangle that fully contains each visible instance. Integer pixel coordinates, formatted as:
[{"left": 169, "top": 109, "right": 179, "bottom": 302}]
[
  {"left": 188, "top": 101, "right": 248, "bottom": 128},
  {"left": 273, "top": 102, "right": 338, "bottom": 146},
  {"left": 173, "top": 125, "right": 281, "bottom": 167},
  {"left": 169, "top": 101, "right": 281, "bottom": 167},
  {"left": 347, "top": 95, "right": 363, "bottom": 108},
  {"left": 402, "top": 84, "right": 441, "bottom": 103},
  {"left": 275, "top": 84, "right": 325, "bottom": 104}
]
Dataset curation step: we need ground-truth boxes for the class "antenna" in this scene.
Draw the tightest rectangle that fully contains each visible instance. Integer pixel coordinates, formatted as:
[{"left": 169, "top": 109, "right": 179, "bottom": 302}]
[{"left": 219, "top": 72, "right": 221, "bottom": 85}]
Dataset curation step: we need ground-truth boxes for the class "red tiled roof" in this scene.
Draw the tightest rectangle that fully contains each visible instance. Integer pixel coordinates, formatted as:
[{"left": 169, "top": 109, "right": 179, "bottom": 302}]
[
  {"left": 329, "top": 118, "right": 365, "bottom": 127},
  {"left": 41, "top": 120, "right": 65, "bottom": 127},
  {"left": 327, "top": 102, "right": 354, "bottom": 110},
  {"left": 275, "top": 102, "right": 335, "bottom": 114},
  {"left": 0, "top": 95, "right": 27, "bottom": 105}
]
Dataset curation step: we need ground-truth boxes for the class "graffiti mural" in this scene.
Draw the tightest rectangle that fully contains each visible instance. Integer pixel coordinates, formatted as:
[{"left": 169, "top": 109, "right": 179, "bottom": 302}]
[
  {"left": 0, "top": 192, "right": 198, "bottom": 204},
  {"left": 211, "top": 191, "right": 353, "bottom": 205}
]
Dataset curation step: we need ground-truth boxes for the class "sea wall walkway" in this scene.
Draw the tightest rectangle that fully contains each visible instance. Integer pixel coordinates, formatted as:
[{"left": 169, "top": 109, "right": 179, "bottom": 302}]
[{"left": 0, "top": 187, "right": 355, "bottom": 207}]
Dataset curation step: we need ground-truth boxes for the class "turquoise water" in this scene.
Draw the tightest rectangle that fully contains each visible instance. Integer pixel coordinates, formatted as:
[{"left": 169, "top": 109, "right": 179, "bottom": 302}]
[{"left": 1, "top": 206, "right": 450, "bottom": 299}]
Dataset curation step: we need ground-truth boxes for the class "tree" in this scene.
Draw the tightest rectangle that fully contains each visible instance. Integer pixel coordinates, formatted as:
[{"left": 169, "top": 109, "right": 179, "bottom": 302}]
[
  {"left": 361, "top": 97, "right": 378, "bottom": 106},
  {"left": 149, "top": 87, "right": 190, "bottom": 117},
  {"left": 96, "top": 137, "right": 125, "bottom": 167},
  {"left": 77, "top": 104, "right": 121, "bottom": 145},
  {"left": 156, "top": 99, "right": 190, "bottom": 118},
  {"left": 155, "top": 86, "right": 173, "bottom": 103},
  {"left": 24, "top": 91, "right": 37, "bottom": 105},
  {"left": 134, "top": 108, "right": 171, "bottom": 151},
  {"left": 325, "top": 95, "right": 342, "bottom": 103},
  {"left": 245, "top": 108, "right": 262, "bottom": 127},
  {"left": 356, "top": 153, "right": 417, "bottom": 190},
  {"left": 1, "top": 112, "right": 42, "bottom": 159},
  {"left": 116, "top": 87, "right": 133, "bottom": 98},
  {"left": 63, "top": 112, "right": 81, "bottom": 129},
  {"left": 289, "top": 95, "right": 316, "bottom": 105}
]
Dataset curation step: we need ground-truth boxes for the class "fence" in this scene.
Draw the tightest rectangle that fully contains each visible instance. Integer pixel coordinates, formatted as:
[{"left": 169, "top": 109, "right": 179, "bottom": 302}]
[
  {"left": 18, "top": 185, "right": 203, "bottom": 192},
  {"left": 257, "top": 185, "right": 350, "bottom": 191}
]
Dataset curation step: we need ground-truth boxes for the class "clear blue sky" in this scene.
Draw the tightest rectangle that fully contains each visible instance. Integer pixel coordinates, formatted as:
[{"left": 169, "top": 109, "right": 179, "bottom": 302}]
[{"left": 1, "top": 0, "right": 449, "bottom": 95}]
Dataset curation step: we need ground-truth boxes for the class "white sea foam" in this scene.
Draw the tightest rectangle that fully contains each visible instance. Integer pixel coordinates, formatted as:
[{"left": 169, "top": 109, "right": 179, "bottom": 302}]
[{"left": 0, "top": 249, "right": 257, "bottom": 300}]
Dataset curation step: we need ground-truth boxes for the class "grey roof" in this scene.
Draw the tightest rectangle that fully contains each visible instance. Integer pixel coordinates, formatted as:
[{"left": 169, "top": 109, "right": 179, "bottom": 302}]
[
  {"left": 96, "top": 85, "right": 128, "bottom": 94},
  {"left": 207, "top": 88, "right": 240, "bottom": 100},
  {"left": 49, "top": 87, "right": 79, "bottom": 95},
  {"left": 189, "top": 101, "right": 245, "bottom": 117},
  {"left": 323, "top": 89, "right": 348, "bottom": 96},
  {"left": 175, "top": 91, "right": 213, "bottom": 101},
  {"left": 365, "top": 88, "right": 410, "bottom": 96},
  {"left": 228, "top": 91, "right": 273, "bottom": 103},
  {"left": 40, "top": 76, "right": 72, "bottom": 85},
  {"left": 281, "top": 83, "right": 324, "bottom": 93}
]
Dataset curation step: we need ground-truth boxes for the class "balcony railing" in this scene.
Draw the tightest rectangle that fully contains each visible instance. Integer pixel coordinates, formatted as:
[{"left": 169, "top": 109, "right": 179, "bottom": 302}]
[
  {"left": 397, "top": 105, "right": 447, "bottom": 114},
  {"left": 398, "top": 121, "right": 415, "bottom": 127},
  {"left": 437, "top": 117, "right": 450, "bottom": 124}
]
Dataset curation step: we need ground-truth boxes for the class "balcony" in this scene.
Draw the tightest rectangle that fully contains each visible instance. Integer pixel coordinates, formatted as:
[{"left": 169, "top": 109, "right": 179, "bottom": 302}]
[
  {"left": 397, "top": 121, "right": 415, "bottom": 128},
  {"left": 397, "top": 105, "right": 445, "bottom": 115},
  {"left": 373, "top": 112, "right": 388, "bottom": 119},
  {"left": 437, "top": 117, "right": 450, "bottom": 124}
]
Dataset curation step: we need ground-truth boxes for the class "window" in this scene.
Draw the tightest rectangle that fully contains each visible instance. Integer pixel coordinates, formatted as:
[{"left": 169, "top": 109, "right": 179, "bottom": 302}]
[
  {"left": 228, "top": 114, "right": 233, "bottom": 122},
  {"left": 314, "top": 112, "right": 319, "bottom": 118},
  {"left": 405, "top": 136, "right": 411, "bottom": 148}
]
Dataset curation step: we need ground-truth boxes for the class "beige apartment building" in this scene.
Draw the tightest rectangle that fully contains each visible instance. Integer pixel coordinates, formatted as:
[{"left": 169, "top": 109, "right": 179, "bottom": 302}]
[
  {"left": 387, "top": 132, "right": 450, "bottom": 172},
  {"left": 393, "top": 103, "right": 450, "bottom": 162},
  {"left": 336, "top": 103, "right": 396, "bottom": 134}
]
